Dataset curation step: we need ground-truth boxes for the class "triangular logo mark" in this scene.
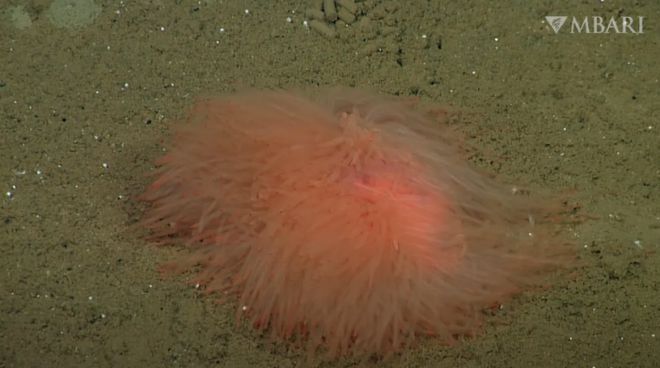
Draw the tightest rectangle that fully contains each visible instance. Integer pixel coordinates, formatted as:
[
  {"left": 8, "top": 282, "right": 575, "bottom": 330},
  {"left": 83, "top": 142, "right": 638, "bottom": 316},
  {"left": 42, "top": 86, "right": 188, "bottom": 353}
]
[{"left": 545, "top": 16, "right": 567, "bottom": 33}]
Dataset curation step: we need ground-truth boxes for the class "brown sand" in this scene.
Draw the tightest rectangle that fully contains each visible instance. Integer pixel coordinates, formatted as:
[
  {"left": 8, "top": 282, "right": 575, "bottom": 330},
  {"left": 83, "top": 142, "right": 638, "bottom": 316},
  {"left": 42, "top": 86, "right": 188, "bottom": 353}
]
[{"left": 1, "top": 1, "right": 658, "bottom": 367}]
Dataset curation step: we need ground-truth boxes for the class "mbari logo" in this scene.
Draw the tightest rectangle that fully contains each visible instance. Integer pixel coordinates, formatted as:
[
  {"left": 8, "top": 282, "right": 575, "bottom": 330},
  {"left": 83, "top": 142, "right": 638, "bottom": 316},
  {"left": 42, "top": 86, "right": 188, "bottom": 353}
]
[{"left": 545, "top": 15, "right": 644, "bottom": 34}]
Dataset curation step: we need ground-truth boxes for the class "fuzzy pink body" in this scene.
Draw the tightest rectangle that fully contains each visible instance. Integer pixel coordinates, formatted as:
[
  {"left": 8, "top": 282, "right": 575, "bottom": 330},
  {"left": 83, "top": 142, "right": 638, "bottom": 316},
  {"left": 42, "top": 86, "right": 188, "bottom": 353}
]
[{"left": 141, "top": 89, "right": 573, "bottom": 358}]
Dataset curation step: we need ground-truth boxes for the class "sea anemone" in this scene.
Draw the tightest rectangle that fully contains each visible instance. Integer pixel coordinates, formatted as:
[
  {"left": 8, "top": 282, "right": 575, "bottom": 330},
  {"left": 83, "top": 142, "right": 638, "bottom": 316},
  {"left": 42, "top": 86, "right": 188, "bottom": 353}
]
[{"left": 140, "top": 88, "right": 574, "bottom": 358}]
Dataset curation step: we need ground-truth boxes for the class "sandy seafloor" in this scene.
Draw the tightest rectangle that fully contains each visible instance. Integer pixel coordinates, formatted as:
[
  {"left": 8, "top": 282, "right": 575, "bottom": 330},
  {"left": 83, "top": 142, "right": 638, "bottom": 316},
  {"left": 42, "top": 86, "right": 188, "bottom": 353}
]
[{"left": 1, "top": 0, "right": 659, "bottom": 367}]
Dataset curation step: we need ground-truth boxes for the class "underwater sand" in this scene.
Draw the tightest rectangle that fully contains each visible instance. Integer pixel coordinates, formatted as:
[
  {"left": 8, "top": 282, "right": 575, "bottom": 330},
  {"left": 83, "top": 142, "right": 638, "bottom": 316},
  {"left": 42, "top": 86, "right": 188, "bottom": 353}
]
[{"left": 1, "top": 1, "right": 658, "bottom": 367}]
